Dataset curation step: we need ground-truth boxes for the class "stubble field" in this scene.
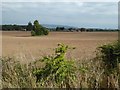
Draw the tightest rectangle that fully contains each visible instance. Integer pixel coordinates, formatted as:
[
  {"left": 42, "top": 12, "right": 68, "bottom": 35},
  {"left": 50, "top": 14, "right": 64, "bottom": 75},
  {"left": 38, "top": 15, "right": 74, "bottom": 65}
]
[{"left": 2, "top": 31, "right": 118, "bottom": 62}]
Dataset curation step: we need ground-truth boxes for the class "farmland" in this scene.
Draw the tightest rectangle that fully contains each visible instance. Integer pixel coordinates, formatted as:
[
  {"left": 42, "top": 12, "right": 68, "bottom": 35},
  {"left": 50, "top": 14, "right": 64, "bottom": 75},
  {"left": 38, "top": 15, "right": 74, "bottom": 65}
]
[
  {"left": 1, "top": 31, "right": 119, "bottom": 88},
  {"left": 1, "top": 2, "right": 119, "bottom": 88},
  {"left": 2, "top": 31, "right": 118, "bottom": 62}
]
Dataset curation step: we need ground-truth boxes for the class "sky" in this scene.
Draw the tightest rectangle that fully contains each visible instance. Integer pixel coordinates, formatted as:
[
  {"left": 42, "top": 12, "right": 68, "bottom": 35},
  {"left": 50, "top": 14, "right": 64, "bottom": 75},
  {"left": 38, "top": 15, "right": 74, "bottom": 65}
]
[{"left": 2, "top": 2, "right": 118, "bottom": 29}]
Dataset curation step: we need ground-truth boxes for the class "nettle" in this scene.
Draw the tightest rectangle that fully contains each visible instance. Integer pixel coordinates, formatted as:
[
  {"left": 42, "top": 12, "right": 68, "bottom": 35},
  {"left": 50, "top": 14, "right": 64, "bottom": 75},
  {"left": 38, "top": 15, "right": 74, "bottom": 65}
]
[{"left": 33, "top": 44, "right": 77, "bottom": 88}]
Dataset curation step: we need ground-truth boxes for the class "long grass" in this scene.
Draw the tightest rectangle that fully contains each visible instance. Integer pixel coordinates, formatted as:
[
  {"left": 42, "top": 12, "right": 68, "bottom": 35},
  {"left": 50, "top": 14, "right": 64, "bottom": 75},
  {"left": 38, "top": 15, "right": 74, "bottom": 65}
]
[
  {"left": 1, "top": 57, "right": 119, "bottom": 88},
  {"left": 1, "top": 42, "right": 120, "bottom": 88}
]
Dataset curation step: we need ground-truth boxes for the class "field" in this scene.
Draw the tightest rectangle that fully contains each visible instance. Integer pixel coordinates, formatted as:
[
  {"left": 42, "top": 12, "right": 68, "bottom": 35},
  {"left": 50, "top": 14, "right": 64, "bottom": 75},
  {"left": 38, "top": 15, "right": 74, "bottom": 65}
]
[
  {"left": 2, "top": 31, "right": 118, "bottom": 62},
  {"left": 1, "top": 31, "right": 119, "bottom": 88}
]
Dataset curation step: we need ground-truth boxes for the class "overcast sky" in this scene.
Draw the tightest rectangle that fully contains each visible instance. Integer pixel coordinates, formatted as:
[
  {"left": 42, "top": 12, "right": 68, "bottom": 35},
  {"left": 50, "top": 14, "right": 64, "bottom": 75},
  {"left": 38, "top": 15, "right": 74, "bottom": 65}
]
[{"left": 2, "top": 2, "right": 118, "bottom": 29}]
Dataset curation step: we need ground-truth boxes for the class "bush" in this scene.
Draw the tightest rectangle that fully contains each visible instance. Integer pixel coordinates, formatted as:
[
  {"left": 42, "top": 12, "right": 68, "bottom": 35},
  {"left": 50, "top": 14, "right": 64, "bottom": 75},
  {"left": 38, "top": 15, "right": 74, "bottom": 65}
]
[
  {"left": 97, "top": 41, "right": 120, "bottom": 71},
  {"left": 44, "top": 29, "right": 49, "bottom": 35},
  {"left": 31, "top": 30, "right": 36, "bottom": 36},
  {"left": 33, "top": 44, "right": 77, "bottom": 88}
]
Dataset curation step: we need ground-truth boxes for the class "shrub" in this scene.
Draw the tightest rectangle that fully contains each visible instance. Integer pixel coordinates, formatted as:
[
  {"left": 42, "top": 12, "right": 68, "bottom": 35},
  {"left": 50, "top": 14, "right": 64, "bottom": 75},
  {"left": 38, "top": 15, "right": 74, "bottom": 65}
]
[
  {"left": 95, "top": 41, "right": 120, "bottom": 88},
  {"left": 31, "top": 30, "right": 36, "bottom": 36},
  {"left": 97, "top": 41, "right": 120, "bottom": 72},
  {"left": 44, "top": 29, "right": 49, "bottom": 35},
  {"left": 33, "top": 44, "right": 77, "bottom": 88}
]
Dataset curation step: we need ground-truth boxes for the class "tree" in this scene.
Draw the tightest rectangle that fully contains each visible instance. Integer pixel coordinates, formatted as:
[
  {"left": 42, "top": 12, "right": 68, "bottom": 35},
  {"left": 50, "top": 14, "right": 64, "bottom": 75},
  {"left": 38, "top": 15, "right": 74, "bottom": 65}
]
[
  {"left": 13, "top": 24, "right": 22, "bottom": 31},
  {"left": 33, "top": 20, "right": 41, "bottom": 35},
  {"left": 31, "top": 20, "right": 49, "bottom": 36},
  {"left": 80, "top": 28, "right": 86, "bottom": 32},
  {"left": 26, "top": 22, "right": 33, "bottom": 31},
  {"left": 56, "top": 27, "right": 65, "bottom": 31}
]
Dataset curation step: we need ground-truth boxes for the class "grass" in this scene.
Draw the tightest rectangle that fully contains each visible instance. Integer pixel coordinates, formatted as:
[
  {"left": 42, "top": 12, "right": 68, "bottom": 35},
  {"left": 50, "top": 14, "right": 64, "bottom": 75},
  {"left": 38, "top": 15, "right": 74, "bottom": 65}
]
[{"left": 1, "top": 42, "right": 120, "bottom": 88}]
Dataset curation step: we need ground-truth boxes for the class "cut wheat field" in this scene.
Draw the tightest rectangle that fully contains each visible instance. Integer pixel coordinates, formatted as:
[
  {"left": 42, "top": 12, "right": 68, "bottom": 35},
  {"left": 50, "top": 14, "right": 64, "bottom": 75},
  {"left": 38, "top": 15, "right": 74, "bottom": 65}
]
[{"left": 2, "top": 31, "right": 118, "bottom": 62}]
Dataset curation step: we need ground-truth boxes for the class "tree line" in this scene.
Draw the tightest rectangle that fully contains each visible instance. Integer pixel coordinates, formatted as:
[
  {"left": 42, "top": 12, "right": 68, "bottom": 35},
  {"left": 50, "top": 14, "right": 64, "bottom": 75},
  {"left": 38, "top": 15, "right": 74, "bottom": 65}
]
[
  {"left": 2, "top": 24, "right": 26, "bottom": 31},
  {"left": 53, "top": 27, "right": 119, "bottom": 32},
  {"left": 2, "top": 20, "right": 49, "bottom": 36},
  {"left": 1, "top": 23, "right": 119, "bottom": 32}
]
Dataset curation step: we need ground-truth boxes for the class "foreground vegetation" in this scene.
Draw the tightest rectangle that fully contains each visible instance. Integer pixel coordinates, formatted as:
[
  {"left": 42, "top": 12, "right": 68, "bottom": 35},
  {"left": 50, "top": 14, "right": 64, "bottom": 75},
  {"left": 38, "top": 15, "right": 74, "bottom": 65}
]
[{"left": 1, "top": 41, "right": 120, "bottom": 88}]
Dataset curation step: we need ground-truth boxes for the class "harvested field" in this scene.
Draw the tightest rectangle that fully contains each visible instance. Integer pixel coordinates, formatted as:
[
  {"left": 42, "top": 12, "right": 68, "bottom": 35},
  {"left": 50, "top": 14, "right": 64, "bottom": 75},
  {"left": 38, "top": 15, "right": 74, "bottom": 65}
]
[{"left": 2, "top": 31, "right": 118, "bottom": 62}]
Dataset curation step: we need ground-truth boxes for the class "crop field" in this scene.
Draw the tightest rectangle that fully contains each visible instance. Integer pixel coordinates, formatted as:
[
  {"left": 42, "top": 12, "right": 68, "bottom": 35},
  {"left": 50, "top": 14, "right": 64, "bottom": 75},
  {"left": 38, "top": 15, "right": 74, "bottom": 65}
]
[
  {"left": 2, "top": 31, "right": 118, "bottom": 62},
  {"left": 1, "top": 31, "right": 119, "bottom": 88}
]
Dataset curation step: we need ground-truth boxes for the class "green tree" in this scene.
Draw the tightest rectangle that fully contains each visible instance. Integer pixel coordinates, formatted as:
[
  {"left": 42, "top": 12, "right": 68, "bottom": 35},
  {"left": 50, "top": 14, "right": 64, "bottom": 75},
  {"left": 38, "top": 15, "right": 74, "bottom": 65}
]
[
  {"left": 13, "top": 24, "right": 22, "bottom": 31},
  {"left": 80, "top": 28, "right": 86, "bottom": 32},
  {"left": 32, "top": 20, "right": 49, "bottom": 36},
  {"left": 26, "top": 22, "right": 33, "bottom": 31}
]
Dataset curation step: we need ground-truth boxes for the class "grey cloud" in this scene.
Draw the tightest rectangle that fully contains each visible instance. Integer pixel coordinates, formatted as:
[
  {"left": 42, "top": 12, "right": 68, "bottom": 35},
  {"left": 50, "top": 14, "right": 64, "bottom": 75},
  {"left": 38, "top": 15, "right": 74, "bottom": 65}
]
[{"left": 2, "top": 2, "right": 118, "bottom": 29}]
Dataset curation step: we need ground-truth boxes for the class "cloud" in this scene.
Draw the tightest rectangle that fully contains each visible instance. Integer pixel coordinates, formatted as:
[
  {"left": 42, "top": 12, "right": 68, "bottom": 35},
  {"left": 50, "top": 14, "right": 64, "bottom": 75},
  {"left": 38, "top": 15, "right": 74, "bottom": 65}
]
[
  {"left": 2, "top": 0, "right": 119, "bottom": 2},
  {"left": 2, "top": 2, "right": 118, "bottom": 28},
  {"left": 2, "top": 2, "right": 117, "bottom": 15}
]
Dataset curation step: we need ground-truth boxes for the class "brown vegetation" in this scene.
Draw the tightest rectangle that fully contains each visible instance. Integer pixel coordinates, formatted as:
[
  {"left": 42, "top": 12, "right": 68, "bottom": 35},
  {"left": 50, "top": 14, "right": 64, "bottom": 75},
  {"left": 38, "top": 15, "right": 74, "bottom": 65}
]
[
  {"left": 1, "top": 31, "right": 119, "bottom": 88},
  {"left": 2, "top": 31, "right": 118, "bottom": 62}
]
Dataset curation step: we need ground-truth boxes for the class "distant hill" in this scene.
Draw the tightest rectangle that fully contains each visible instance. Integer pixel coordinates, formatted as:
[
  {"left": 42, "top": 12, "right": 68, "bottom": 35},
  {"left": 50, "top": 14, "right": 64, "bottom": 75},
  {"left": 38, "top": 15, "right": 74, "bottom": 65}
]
[{"left": 42, "top": 24, "right": 76, "bottom": 28}]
